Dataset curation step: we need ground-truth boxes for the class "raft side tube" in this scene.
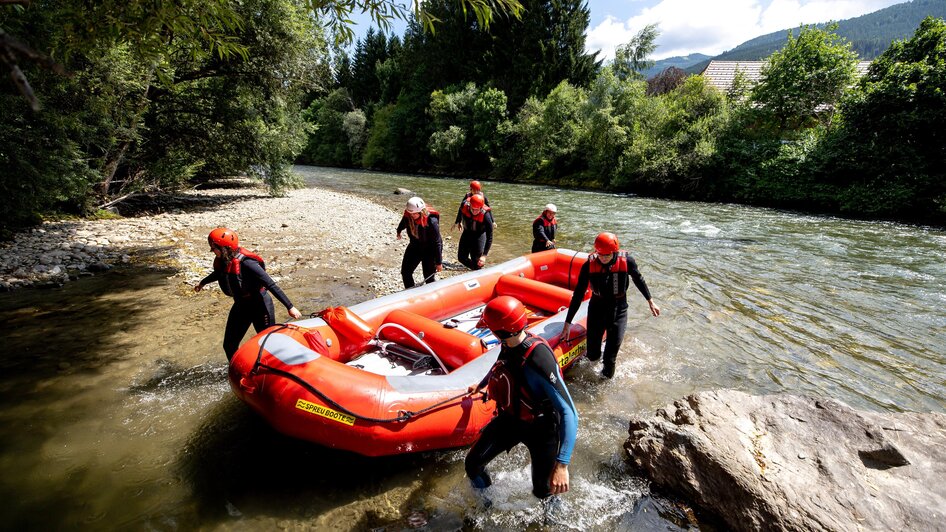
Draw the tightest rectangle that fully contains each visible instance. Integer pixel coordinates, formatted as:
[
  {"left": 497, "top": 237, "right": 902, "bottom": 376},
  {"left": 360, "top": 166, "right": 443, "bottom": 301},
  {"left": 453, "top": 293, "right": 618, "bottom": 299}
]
[
  {"left": 495, "top": 274, "right": 573, "bottom": 313},
  {"left": 380, "top": 309, "right": 487, "bottom": 371}
]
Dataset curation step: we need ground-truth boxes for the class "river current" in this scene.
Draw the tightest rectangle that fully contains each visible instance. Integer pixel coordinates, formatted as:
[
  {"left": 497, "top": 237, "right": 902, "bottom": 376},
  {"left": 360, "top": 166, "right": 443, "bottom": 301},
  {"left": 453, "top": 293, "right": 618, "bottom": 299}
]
[{"left": 0, "top": 165, "right": 943, "bottom": 530}]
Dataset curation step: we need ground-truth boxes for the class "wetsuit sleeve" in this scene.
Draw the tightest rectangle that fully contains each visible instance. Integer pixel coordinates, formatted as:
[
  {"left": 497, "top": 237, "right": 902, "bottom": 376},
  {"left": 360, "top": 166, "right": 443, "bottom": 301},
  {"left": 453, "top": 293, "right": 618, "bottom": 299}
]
[
  {"left": 628, "top": 255, "right": 652, "bottom": 301},
  {"left": 483, "top": 212, "right": 494, "bottom": 255},
  {"left": 396, "top": 215, "right": 408, "bottom": 235},
  {"left": 564, "top": 261, "right": 590, "bottom": 323},
  {"left": 524, "top": 345, "right": 578, "bottom": 464},
  {"left": 455, "top": 201, "right": 464, "bottom": 225},
  {"left": 199, "top": 270, "right": 220, "bottom": 286},
  {"left": 428, "top": 216, "right": 443, "bottom": 265},
  {"left": 242, "top": 259, "right": 294, "bottom": 310},
  {"left": 533, "top": 219, "right": 549, "bottom": 245}
]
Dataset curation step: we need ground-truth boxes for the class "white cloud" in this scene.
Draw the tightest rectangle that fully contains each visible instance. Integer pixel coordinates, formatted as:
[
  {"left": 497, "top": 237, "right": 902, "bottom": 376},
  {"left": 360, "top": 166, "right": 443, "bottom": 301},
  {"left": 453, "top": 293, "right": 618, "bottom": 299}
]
[{"left": 586, "top": 0, "right": 904, "bottom": 61}]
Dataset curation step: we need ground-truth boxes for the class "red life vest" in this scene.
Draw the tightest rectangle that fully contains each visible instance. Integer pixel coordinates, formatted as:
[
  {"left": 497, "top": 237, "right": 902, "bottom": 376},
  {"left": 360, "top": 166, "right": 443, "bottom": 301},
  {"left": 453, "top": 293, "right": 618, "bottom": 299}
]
[
  {"left": 587, "top": 251, "right": 630, "bottom": 298},
  {"left": 403, "top": 209, "right": 440, "bottom": 240},
  {"left": 486, "top": 334, "right": 550, "bottom": 422},
  {"left": 534, "top": 215, "right": 555, "bottom": 228},
  {"left": 213, "top": 247, "right": 266, "bottom": 297},
  {"left": 460, "top": 201, "right": 492, "bottom": 231}
]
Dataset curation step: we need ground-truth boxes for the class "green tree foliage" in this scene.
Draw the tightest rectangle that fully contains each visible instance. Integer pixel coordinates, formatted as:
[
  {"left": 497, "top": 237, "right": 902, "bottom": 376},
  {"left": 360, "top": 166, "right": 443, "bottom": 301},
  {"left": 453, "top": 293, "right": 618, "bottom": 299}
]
[
  {"left": 508, "top": 81, "right": 587, "bottom": 179},
  {"left": 750, "top": 24, "right": 858, "bottom": 131},
  {"left": 813, "top": 16, "right": 946, "bottom": 222},
  {"left": 613, "top": 23, "right": 659, "bottom": 81},
  {"left": 350, "top": 29, "right": 399, "bottom": 106},
  {"left": 401, "top": 0, "right": 598, "bottom": 110},
  {"left": 300, "top": 89, "right": 358, "bottom": 167},
  {"left": 427, "top": 83, "right": 509, "bottom": 169},
  {"left": 0, "top": 0, "right": 325, "bottom": 228}
]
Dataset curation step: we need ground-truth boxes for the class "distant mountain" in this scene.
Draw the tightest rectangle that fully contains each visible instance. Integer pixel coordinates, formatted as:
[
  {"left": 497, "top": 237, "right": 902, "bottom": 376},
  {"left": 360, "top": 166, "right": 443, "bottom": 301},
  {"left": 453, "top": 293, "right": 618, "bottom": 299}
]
[
  {"left": 641, "top": 53, "right": 711, "bottom": 79},
  {"left": 682, "top": 0, "right": 946, "bottom": 75}
]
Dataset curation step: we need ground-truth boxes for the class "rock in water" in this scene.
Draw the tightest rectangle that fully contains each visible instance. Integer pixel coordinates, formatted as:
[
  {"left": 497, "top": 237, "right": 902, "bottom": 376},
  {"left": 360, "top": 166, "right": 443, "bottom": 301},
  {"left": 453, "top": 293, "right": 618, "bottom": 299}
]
[
  {"left": 394, "top": 187, "right": 412, "bottom": 195},
  {"left": 624, "top": 390, "right": 946, "bottom": 531}
]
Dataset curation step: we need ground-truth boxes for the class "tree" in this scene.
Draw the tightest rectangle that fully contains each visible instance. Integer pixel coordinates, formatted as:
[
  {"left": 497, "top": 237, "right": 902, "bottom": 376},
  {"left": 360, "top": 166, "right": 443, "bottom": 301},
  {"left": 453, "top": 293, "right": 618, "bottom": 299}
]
[
  {"left": 814, "top": 16, "right": 946, "bottom": 222},
  {"left": 647, "top": 66, "right": 687, "bottom": 95},
  {"left": 750, "top": 24, "right": 858, "bottom": 131},
  {"left": 613, "top": 23, "right": 659, "bottom": 81}
]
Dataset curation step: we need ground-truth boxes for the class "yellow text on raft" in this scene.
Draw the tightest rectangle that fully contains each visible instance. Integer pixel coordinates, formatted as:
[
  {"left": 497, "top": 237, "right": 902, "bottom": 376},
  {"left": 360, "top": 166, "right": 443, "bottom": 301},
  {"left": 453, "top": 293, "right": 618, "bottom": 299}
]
[{"left": 295, "top": 398, "right": 356, "bottom": 426}]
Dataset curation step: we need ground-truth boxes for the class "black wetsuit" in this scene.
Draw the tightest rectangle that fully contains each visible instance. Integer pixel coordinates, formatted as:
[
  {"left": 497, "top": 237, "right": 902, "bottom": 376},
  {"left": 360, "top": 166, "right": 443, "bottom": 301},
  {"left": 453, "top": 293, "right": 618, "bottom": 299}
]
[
  {"left": 396, "top": 212, "right": 443, "bottom": 288},
  {"left": 564, "top": 252, "right": 651, "bottom": 377},
  {"left": 457, "top": 209, "right": 494, "bottom": 270},
  {"left": 465, "top": 336, "right": 578, "bottom": 499},
  {"left": 532, "top": 215, "right": 557, "bottom": 253},
  {"left": 200, "top": 255, "right": 294, "bottom": 361}
]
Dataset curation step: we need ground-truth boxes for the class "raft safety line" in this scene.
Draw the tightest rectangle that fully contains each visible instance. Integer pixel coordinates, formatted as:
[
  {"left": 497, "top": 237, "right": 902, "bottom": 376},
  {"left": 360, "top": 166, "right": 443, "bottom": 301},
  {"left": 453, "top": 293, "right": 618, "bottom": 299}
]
[{"left": 248, "top": 323, "right": 479, "bottom": 424}]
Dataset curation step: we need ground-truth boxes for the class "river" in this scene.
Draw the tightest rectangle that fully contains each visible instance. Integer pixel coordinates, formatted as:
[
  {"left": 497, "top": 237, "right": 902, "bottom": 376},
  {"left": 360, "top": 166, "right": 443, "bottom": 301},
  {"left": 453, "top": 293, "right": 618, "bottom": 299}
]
[{"left": 1, "top": 165, "right": 943, "bottom": 530}]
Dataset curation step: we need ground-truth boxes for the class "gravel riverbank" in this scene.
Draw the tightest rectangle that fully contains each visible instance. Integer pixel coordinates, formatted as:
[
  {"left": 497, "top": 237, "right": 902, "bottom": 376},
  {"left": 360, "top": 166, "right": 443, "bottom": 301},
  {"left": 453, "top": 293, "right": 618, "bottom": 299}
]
[{"left": 0, "top": 181, "right": 460, "bottom": 298}]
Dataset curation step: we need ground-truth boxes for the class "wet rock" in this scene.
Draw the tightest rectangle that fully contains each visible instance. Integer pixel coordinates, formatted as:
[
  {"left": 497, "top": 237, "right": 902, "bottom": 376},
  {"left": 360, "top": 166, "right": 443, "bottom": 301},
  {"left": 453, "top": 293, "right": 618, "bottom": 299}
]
[
  {"left": 394, "top": 187, "right": 412, "bottom": 195},
  {"left": 624, "top": 390, "right": 946, "bottom": 532},
  {"left": 88, "top": 262, "right": 111, "bottom": 272}
]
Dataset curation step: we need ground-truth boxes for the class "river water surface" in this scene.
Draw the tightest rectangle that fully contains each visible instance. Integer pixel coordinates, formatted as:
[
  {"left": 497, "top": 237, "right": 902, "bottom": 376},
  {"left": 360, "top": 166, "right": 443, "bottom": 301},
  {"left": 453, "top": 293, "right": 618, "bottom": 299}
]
[{"left": 1, "top": 165, "right": 944, "bottom": 530}]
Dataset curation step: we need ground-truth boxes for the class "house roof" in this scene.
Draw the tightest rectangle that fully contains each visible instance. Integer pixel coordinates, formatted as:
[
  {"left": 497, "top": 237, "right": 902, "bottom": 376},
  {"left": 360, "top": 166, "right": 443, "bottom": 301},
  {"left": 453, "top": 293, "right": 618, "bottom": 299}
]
[{"left": 701, "top": 60, "right": 872, "bottom": 93}]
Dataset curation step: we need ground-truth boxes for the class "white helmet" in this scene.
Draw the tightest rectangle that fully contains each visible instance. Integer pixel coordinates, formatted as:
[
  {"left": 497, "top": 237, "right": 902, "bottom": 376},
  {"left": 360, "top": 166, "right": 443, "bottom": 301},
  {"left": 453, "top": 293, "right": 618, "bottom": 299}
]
[
  {"left": 406, "top": 197, "right": 426, "bottom": 213},
  {"left": 545, "top": 203, "right": 557, "bottom": 213}
]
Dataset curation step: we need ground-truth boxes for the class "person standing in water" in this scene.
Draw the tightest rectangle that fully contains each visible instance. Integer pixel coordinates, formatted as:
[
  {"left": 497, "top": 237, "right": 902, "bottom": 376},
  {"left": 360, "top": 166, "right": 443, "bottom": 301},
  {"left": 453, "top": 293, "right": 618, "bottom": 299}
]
[
  {"left": 194, "top": 228, "right": 302, "bottom": 361},
  {"left": 454, "top": 180, "right": 492, "bottom": 231},
  {"left": 561, "top": 232, "right": 660, "bottom": 379},
  {"left": 456, "top": 193, "right": 494, "bottom": 270},
  {"left": 466, "top": 296, "right": 578, "bottom": 500},
  {"left": 532, "top": 203, "right": 558, "bottom": 253},
  {"left": 396, "top": 196, "right": 443, "bottom": 288}
]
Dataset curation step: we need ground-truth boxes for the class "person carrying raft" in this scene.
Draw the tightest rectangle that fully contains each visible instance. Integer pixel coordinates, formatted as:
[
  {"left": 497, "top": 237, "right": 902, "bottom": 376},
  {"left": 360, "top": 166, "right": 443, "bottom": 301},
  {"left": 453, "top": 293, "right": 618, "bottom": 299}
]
[
  {"left": 194, "top": 228, "right": 302, "bottom": 361},
  {"left": 396, "top": 196, "right": 443, "bottom": 289},
  {"left": 465, "top": 296, "right": 579, "bottom": 500},
  {"left": 561, "top": 232, "right": 660, "bottom": 379}
]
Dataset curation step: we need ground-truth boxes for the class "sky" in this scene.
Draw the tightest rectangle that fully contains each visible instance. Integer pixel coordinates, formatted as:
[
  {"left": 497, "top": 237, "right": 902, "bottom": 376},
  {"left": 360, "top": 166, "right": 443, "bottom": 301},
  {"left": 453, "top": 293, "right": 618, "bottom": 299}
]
[{"left": 346, "top": 0, "right": 909, "bottom": 60}]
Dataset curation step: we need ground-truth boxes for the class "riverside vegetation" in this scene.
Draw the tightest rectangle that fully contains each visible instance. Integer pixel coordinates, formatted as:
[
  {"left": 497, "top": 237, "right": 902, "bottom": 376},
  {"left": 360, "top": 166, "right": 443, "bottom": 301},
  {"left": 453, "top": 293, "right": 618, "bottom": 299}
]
[{"left": 1, "top": 0, "right": 945, "bottom": 236}]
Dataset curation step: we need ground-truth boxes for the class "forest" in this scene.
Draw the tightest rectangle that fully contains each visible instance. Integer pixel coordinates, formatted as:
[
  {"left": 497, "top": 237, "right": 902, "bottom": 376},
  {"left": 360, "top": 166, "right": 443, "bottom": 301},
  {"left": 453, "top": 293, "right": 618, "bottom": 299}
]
[{"left": 2, "top": 0, "right": 944, "bottom": 233}]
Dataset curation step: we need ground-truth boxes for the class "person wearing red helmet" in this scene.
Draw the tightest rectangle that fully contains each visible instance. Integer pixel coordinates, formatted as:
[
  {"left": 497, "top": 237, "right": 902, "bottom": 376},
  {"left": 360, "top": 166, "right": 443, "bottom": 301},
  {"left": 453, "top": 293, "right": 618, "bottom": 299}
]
[
  {"left": 195, "top": 227, "right": 302, "bottom": 361},
  {"left": 532, "top": 203, "right": 558, "bottom": 253},
  {"left": 465, "top": 296, "right": 579, "bottom": 500},
  {"left": 396, "top": 197, "right": 443, "bottom": 288},
  {"left": 453, "top": 180, "right": 492, "bottom": 231},
  {"left": 456, "top": 192, "right": 494, "bottom": 270},
  {"left": 561, "top": 232, "right": 660, "bottom": 378}
]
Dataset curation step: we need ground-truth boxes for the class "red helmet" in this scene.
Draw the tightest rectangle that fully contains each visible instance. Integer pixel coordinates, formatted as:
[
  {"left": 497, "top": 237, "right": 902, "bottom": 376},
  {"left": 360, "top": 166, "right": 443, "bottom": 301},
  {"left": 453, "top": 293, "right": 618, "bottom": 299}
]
[
  {"left": 208, "top": 227, "right": 239, "bottom": 250},
  {"left": 594, "top": 232, "right": 619, "bottom": 254},
  {"left": 469, "top": 193, "right": 486, "bottom": 210},
  {"left": 469, "top": 180, "right": 482, "bottom": 191},
  {"left": 477, "top": 296, "right": 528, "bottom": 337}
]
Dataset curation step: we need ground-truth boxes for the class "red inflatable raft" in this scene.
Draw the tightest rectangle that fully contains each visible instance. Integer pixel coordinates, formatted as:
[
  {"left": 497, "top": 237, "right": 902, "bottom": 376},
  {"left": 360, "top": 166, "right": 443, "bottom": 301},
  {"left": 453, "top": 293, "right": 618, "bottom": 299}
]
[{"left": 228, "top": 249, "right": 593, "bottom": 456}]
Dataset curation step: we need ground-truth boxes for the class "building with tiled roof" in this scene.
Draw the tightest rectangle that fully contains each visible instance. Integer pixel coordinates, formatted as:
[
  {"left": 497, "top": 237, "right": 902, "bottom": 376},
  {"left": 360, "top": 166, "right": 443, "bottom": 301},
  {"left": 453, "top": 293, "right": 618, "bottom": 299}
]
[{"left": 701, "top": 60, "right": 872, "bottom": 93}]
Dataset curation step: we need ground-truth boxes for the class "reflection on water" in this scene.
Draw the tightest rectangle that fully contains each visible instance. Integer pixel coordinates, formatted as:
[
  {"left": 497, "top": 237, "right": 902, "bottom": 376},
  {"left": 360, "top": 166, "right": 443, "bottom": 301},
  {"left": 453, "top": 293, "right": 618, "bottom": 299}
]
[{"left": 0, "top": 166, "right": 943, "bottom": 530}]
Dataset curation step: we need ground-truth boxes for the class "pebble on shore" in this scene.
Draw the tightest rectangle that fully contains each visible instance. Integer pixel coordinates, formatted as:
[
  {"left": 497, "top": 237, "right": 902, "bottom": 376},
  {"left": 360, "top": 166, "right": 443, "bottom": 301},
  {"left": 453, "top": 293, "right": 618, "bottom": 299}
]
[{"left": 0, "top": 183, "right": 457, "bottom": 296}]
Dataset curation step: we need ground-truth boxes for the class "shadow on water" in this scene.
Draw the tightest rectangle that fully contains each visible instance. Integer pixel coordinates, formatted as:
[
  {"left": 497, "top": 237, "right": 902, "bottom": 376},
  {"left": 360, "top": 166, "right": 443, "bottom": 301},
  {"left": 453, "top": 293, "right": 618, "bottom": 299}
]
[
  {"left": 0, "top": 262, "right": 178, "bottom": 405},
  {"left": 177, "top": 398, "right": 451, "bottom": 529}
]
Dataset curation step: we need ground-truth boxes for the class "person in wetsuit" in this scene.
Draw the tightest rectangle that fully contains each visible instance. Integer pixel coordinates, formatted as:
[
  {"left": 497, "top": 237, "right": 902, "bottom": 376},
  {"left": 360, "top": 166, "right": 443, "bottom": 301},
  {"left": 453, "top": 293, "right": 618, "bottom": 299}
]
[
  {"left": 457, "top": 193, "right": 494, "bottom": 270},
  {"left": 532, "top": 203, "right": 558, "bottom": 253},
  {"left": 561, "top": 232, "right": 660, "bottom": 379},
  {"left": 396, "top": 196, "right": 443, "bottom": 289},
  {"left": 194, "top": 227, "right": 302, "bottom": 361},
  {"left": 453, "top": 180, "right": 492, "bottom": 231},
  {"left": 466, "top": 296, "right": 579, "bottom": 499}
]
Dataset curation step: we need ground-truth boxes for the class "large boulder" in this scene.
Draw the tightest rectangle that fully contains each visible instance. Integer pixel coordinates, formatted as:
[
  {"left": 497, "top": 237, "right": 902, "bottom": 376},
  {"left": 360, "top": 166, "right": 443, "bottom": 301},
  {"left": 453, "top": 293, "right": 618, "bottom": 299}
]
[{"left": 624, "top": 390, "right": 946, "bottom": 531}]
